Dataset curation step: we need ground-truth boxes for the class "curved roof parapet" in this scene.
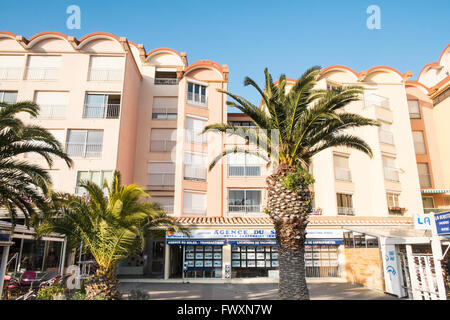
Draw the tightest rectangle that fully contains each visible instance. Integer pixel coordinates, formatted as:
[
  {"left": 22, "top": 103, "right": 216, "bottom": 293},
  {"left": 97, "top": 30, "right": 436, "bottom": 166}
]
[
  {"left": 145, "top": 47, "right": 186, "bottom": 66},
  {"left": 417, "top": 44, "right": 450, "bottom": 85},
  {"left": 406, "top": 80, "right": 431, "bottom": 94},
  {"left": 0, "top": 31, "right": 19, "bottom": 39},
  {"left": 183, "top": 60, "right": 225, "bottom": 79},
  {"left": 319, "top": 65, "right": 359, "bottom": 80}
]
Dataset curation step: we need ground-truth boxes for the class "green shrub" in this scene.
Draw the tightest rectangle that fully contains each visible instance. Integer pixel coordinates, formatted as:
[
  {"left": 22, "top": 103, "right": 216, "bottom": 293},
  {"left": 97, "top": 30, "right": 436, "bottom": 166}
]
[
  {"left": 36, "top": 285, "right": 65, "bottom": 300},
  {"left": 71, "top": 291, "right": 86, "bottom": 300},
  {"left": 282, "top": 167, "right": 315, "bottom": 191}
]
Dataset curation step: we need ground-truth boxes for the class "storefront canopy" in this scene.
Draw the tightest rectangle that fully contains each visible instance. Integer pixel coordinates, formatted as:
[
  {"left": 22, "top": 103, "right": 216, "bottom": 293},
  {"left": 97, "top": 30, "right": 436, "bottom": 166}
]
[
  {"left": 421, "top": 189, "right": 450, "bottom": 194},
  {"left": 343, "top": 225, "right": 432, "bottom": 244}
]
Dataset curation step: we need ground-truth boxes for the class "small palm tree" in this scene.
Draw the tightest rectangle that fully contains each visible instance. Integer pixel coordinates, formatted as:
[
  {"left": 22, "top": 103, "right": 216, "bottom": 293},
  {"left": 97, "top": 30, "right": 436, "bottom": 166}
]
[
  {"left": 204, "top": 67, "right": 378, "bottom": 300},
  {"left": 38, "top": 171, "right": 182, "bottom": 300},
  {"left": 0, "top": 101, "right": 72, "bottom": 225}
]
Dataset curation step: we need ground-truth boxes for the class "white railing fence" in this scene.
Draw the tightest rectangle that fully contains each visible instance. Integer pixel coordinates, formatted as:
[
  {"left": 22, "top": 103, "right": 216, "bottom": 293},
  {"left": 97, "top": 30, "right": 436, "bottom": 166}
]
[
  {"left": 84, "top": 104, "right": 120, "bottom": 118},
  {"left": 26, "top": 67, "right": 59, "bottom": 80},
  {"left": 88, "top": 68, "right": 123, "bottom": 81},
  {"left": 36, "top": 105, "right": 67, "bottom": 119},
  {"left": 147, "top": 173, "right": 175, "bottom": 186}
]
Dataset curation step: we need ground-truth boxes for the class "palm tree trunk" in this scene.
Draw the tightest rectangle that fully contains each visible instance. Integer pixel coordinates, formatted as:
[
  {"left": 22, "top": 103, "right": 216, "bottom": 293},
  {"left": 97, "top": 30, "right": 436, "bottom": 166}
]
[
  {"left": 267, "top": 164, "right": 311, "bottom": 300},
  {"left": 85, "top": 267, "right": 121, "bottom": 300}
]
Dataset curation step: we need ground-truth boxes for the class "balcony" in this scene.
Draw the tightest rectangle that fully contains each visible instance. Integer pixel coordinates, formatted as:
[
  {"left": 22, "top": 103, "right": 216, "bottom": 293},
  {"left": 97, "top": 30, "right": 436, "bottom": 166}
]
[
  {"left": 388, "top": 207, "right": 406, "bottom": 215},
  {"left": 364, "top": 94, "right": 390, "bottom": 110},
  {"left": 161, "top": 205, "right": 174, "bottom": 214},
  {"left": 309, "top": 208, "right": 323, "bottom": 216},
  {"left": 185, "top": 129, "right": 207, "bottom": 144},
  {"left": 424, "top": 207, "right": 450, "bottom": 214},
  {"left": 338, "top": 207, "right": 355, "bottom": 216},
  {"left": 228, "top": 166, "right": 261, "bottom": 177},
  {"left": 228, "top": 204, "right": 262, "bottom": 214},
  {"left": 184, "top": 166, "right": 207, "bottom": 181},
  {"left": 65, "top": 143, "right": 103, "bottom": 158},
  {"left": 379, "top": 130, "right": 394, "bottom": 145},
  {"left": 184, "top": 207, "right": 206, "bottom": 215},
  {"left": 88, "top": 68, "right": 122, "bottom": 81},
  {"left": 147, "top": 173, "right": 175, "bottom": 186},
  {"left": 152, "top": 107, "right": 178, "bottom": 120},
  {"left": 150, "top": 140, "right": 176, "bottom": 152},
  {"left": 384, "top": 167, "right": 400, "bottom": 182},
  {"left": 36, "top": 105, "right": 66, "bottom": 119},
  {"left": 154, "top": 78, "right": 178, "bottom": 85},
  {"left": 0, "top": 67, "right": 21, "bottom": 80},
  {"left": 25, "top": 67, "right": 59, "bottom": 80},
  {"left": 335, "top": 167, "right": 352, "bottom": 181},
  {"left": 83, "top": 104, "right": 120, "bottom": 119}
]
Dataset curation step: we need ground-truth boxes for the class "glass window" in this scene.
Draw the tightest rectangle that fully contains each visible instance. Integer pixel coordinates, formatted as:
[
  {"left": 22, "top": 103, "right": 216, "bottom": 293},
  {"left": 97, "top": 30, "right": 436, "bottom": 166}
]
[
  {"left": 184, "top": 152, "right": 207, "bottom": 181},
  {"left": 412, "top": 131, "right": 426, "bottom": 154},
  {"left": 228, "top": 152, "right": 262, "bottom": 177},
  {"left": 408, "top": 100, "right": 421, "bottom": 119},
  {"left": 147, "top": 162, "right": 175, "bottom": 186},
  {"left": 185, "top": 116, "right": 207, "bottom": 144},
  {"left": 183, "top": 190, "right": 206, "bottom": 214},
  {"left": 75, "top": 170, "right": 113, "bottom": 195},
  {"left": 66, "top": 129, "right": 103, "bottom": 158},
  {"left": 150, "top": 129, "right": 176, "bottom": 152},
  {"left": 417, "top": 163, "right": 432, "bottom": 188},
  {"left": 228, "top": 190, "right": 262, "bottom": 213},
  {"left": 0, "top": 91, "right": 18, "bottom": 104},
  {"left": 383, "top": 157, "right": 399, "bottom": 182},
  {"left": 334, "top": 155, "right": 351, "bottom": 181},
  {"left": 422, "top": 197, "right": 435, "bottom": 209},
  {"left": 26, "top": 56, "right": 61, "bottom": 80},
  {"left": 0, "top": 55, "right": 24, "bottom": 80},
  {"left": 386, "top": 193, "right": 400, "bottom": 207},
  {"left": 152, "top": 97, "right": 178, "bottom": 119},
  {"left": 187, "top": 83, "right": 207, "bottom": 106},
  {"left": 34, "top": 91, "right": 68, "bottom": 119},
  {"left": 88, "top": 56, "right": 124, "bottom": 81}
]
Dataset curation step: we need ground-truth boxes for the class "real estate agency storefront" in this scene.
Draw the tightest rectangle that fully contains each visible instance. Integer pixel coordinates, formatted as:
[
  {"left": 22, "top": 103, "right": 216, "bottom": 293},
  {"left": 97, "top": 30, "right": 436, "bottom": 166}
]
[{"left": 164, "top": 217, "right": 344, "bottom": 280}]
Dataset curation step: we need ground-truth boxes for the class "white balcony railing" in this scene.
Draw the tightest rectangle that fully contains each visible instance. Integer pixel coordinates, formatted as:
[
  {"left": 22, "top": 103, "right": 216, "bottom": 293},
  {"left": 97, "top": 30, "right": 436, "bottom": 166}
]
[
  {"left": 161, "top": 205, "right": 174, "bottom": 214},
  {"left": 26, "top": 67, "right": 59, "bottom": 80},
  {"left": 310, "top": 208, "right": 323, "bottom": 215},
  {"left": 384, "top": 167, "right": 400, "bottom": 182},
  {"left": 228, "top": 204, "right": 262, "bottom": 214},
  {"left": 147, "top": 173, "right": 175, "bottom": 186},
  {"left": 0, "top": 67, "right": 21, "bottom": 80},
  {"left": 152, "top": 107, "right": 178, "bottom": 120},
  {"left": 184, "top": 207, "right": 206, "bottom": 215},
  {"left": 83, "top": 104, "right": 120, "bottom": 119},
  {"left": 335, "top": 167, "right": 352, "bottom": 181},
  {"left": 364, "top": 94, "right": 390, "bottom": 110},
  {"left": 185, "top": 129, "right": 207, "bottom": 144},
  {"left": 36, "top": 105, "right": 66, "bottom": 119},
  {"left": 150, "top": 140, "right": 176, "bottom": 152},
  {"left": 65, "top": 143, "right": 103, "bottom": 158},
  {"left": 184, "top": 166, "right": 207, "bottom": 181},
  {"left": 338, "top": 207, "right": 355, "bottom": 216},
  {"left": 88, "top": 68, "right": 123, "bottom": 81},
  {"left": 379, "top": 130, "right": 394, "bottom": 145},
  {"left": 228, "top": 166, "right": 261, "bottom": 177},
  {"left": 154, "top": 78, "right": 178, "bottom": 85}
]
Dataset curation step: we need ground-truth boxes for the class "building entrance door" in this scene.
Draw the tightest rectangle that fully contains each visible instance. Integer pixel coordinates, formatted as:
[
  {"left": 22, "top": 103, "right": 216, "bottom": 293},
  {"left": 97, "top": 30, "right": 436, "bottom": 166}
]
[{"left": 148, "top": 239, "right": 165, "bottom": 278}]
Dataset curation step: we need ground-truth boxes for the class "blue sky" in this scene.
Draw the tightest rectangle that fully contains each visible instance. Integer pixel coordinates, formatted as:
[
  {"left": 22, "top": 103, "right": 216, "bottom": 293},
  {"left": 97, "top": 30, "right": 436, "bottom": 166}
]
[{"left": 1, "top": 0, "right": 449, "bottom": 105}]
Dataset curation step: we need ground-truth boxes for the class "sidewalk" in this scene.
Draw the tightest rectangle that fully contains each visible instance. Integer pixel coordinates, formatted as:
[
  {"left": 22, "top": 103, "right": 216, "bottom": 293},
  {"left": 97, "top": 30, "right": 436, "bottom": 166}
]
[{"left": 119, "top": 281, "right": 398, "bottom": 300}]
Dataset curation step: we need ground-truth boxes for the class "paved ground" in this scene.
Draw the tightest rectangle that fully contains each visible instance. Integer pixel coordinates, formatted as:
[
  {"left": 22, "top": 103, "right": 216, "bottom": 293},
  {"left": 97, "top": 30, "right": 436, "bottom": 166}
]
[{"left": 119, "top": 282, "right": 398, "bottom": 300}]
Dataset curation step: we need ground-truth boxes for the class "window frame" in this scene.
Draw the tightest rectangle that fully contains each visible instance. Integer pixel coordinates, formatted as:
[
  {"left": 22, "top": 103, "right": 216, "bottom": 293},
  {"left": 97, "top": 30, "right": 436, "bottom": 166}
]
[{"left": 186, "top": 81, "right": 208, "bottom": 107}]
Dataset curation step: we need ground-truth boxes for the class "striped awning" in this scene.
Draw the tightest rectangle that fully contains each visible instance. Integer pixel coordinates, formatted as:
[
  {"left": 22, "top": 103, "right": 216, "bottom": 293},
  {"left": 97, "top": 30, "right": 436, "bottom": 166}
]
[{"left": 422, "top": 189, "right": 450, "bottom": 194}]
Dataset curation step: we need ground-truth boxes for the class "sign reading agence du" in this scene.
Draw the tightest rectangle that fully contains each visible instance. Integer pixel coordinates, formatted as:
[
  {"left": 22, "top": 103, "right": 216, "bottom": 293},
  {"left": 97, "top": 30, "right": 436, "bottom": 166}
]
[
  {"left": 434, "top": 211, "right": 450, "bottom": 235},
  {"left": 166, "top": 229, "right": 343, "bottom": 239}
]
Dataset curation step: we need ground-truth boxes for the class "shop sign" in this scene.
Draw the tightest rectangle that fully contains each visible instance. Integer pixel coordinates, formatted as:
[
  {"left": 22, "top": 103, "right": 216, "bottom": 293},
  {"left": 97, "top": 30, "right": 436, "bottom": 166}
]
[
  {"left": 434, "top": 212, "right": 450, "bottom": 235},
  {"left": 167, "top": 229, "right": 276, "bottom": 239},
  {"left": 414, "top": 214, "right": 432, "bottom": 230},
  {"left": 228, "top": 239, "right": 277, "bottom": 245},
  {"left": 305, "top": 239, "right": 343, "bottom": 245},
  {"left": 380, "top": 243, "right": 406, "bottom": 298},
  {"left": 167, "top": 229, "right": 343, "bottom": 240},
  {"left": 166, "top": 239, "right": 226, "bottom": 245}
]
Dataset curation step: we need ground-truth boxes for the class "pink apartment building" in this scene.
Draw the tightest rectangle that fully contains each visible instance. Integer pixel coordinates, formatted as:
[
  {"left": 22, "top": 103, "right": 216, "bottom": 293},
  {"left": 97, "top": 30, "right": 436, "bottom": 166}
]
[{"left": 0, "top": 31, "right": 432, "bottom": 290}]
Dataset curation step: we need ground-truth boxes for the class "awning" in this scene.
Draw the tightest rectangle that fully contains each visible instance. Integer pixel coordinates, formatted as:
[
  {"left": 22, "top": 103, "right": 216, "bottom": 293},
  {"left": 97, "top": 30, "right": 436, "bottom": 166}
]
[
  {"left": 343, "top": 225, "right": 432, "bottom": 244},
  {"left": 421, "top": 189, "right": 450, "bottom": 194}
]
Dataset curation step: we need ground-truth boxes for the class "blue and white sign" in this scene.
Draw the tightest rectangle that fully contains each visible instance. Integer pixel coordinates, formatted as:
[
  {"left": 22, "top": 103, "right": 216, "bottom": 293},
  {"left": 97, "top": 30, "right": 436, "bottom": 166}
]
[
  {"left": 414, "top": 214, "right": 432, "bottom": 230},
  {"left": 166, "top": 239, "right": 225, "bottom": 245},
  {"left": 167, "top": 229, "right": 343, "bottom": 245},
  {"left": 434, "top": 211, "right": 450, "bottom": 235}
]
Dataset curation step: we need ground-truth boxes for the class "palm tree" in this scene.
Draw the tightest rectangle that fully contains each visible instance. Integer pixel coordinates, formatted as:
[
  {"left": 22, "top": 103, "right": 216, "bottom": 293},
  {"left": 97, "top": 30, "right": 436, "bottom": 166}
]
[
  {"left": 203, "top": 67, "right": 378, "bottom": 300},
  {"left": 38, "top": 171, "right": 182, "bottom": 300},
  {"left": 0, "top": 101, "right": 72, "bottom": 225}
]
